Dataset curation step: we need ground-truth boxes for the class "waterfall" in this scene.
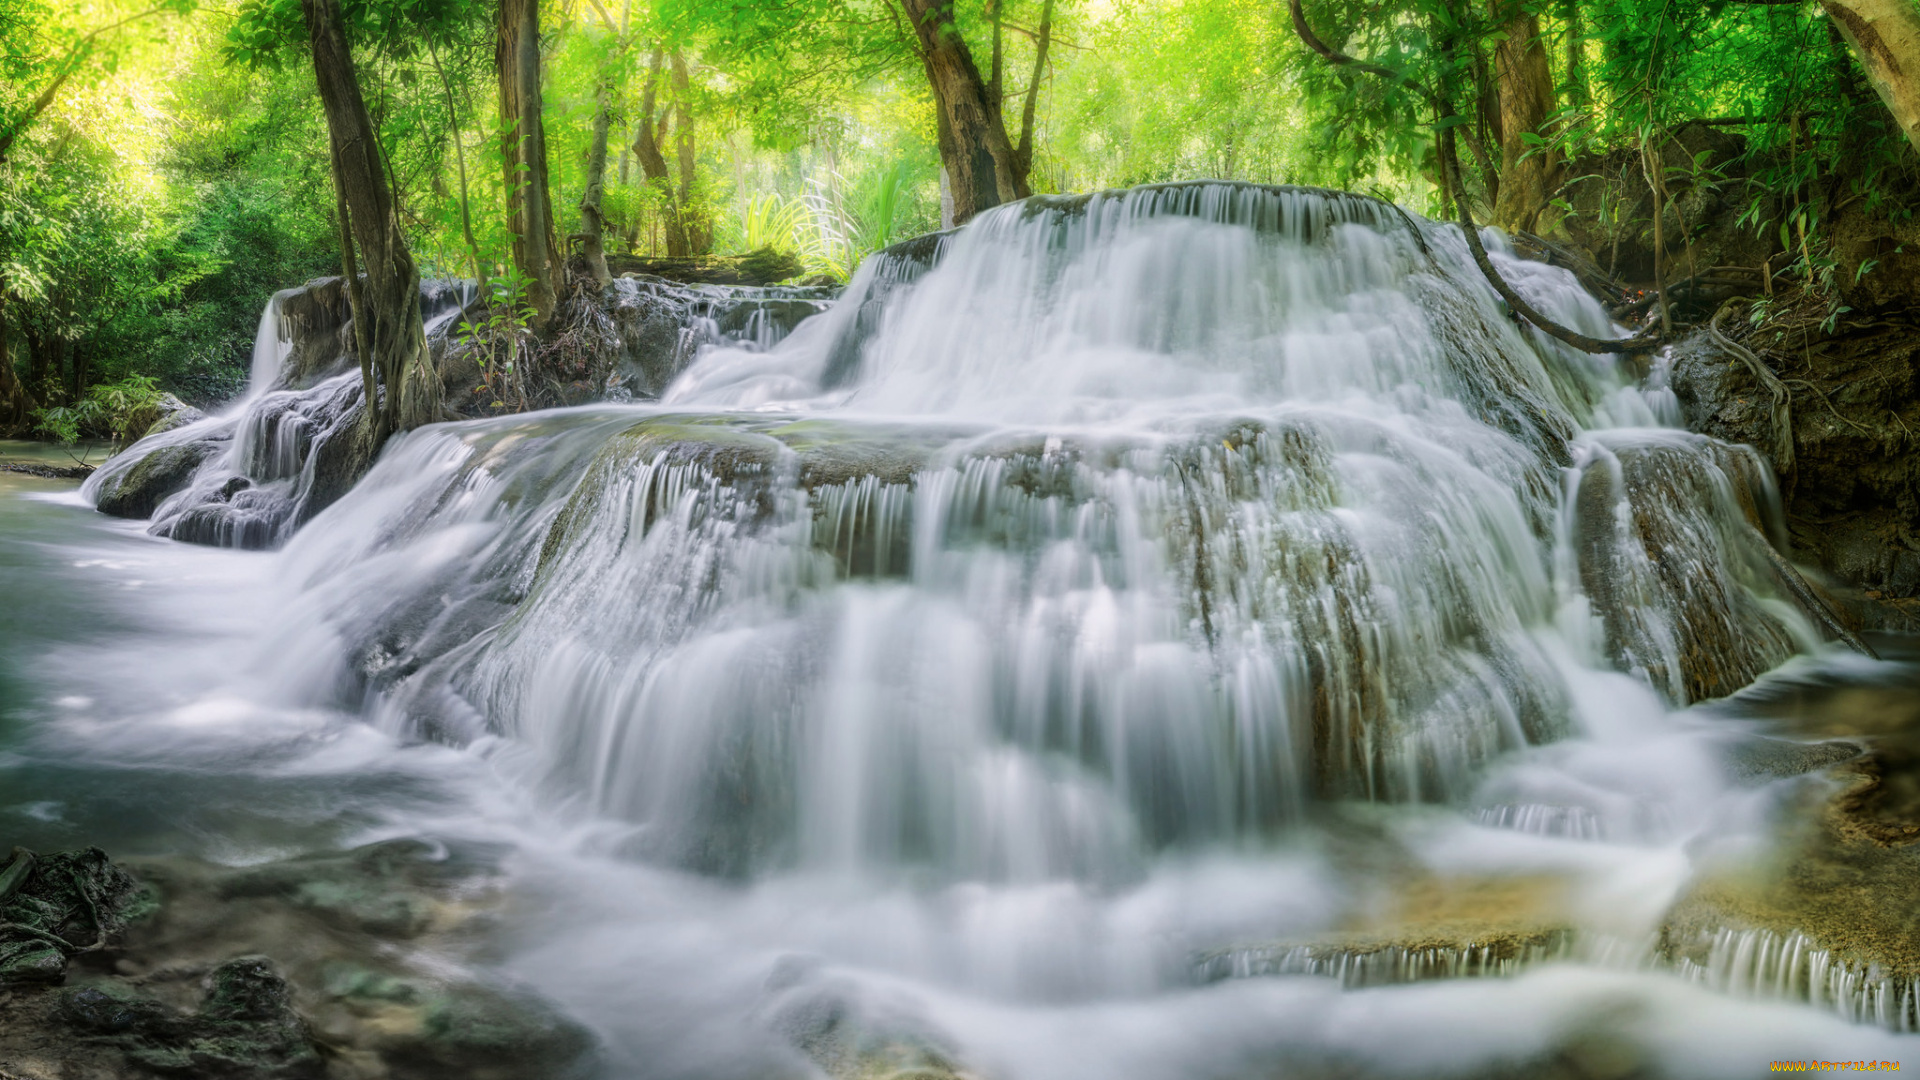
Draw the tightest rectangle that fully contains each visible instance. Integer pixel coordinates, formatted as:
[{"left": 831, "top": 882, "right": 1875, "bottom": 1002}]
[
  {"left": 38, "top": 182, "right": 1911, "bottom": 1075},
  {"left": 254, "top": 184, "right": 1839, "bottom": 894}
]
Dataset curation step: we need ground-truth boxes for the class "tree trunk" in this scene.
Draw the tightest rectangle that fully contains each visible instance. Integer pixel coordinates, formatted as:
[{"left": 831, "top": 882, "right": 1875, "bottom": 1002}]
[
  {"left": 25, "top": 325, "right": 52, "bottom": 399},
  {"left": 631, "top": 48, "right": 688, "bottom": 257},
  {"left": 1822, "top": 0, "right": 1920, "bottom": 156},
  {"left": 428, "top": 38, "right": 485, "bottom": 290},
  {"left": 900, "top": 0, "right": 1020, "bottom": 224},
  {"left": 496, "top": 0, "right": 561, "bottom": 326},
  {"left": 303, "top": 0, "right": 435, "bottom": 441},
  {"left": 67, "top": 339, "right": 87, "bottom": 402},
  {"left": 1490, "top": 6, "right": 1558, "bottom": 231},
  {"left": 578, "top": 75, "right": 616, "bottom": 285},
  {"left": 670, "top": 50, "right": 707, "bottom": 255},
  {"left": 1563, "top": 0, "right": 1588, "bottom": 108},
  {"left": 1011, "top": 0, "right": 1054, "bottom": 194}
]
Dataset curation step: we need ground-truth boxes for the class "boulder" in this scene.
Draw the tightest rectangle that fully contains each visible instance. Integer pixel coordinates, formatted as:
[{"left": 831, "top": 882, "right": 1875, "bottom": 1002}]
[{"left": 93, "top": 438, "right": 223, "bottom": 519}]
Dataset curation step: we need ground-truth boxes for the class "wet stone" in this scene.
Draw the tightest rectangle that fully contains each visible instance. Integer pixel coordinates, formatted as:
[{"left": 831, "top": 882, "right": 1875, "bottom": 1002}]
[
  {"left": 58, "top": 956, "right": 325, "bottom": 1079},
  {"left": 93, "top": 439, "right": 223, "bottom": 519}
]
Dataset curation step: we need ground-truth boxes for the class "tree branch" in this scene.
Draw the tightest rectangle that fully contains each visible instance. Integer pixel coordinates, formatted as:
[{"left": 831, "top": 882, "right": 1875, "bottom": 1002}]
[
  {"left": 1287, "top": 0, "right": 1661, "bottom": 353},
  {"left": 1441, "top": 121, "right": 1663, "bottom": 353}
]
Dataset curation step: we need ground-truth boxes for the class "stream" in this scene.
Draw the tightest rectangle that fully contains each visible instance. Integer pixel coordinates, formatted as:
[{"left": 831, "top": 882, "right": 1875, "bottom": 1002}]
[{"left": 6, "top": 184, "right": 1920, "bottom": 1078}]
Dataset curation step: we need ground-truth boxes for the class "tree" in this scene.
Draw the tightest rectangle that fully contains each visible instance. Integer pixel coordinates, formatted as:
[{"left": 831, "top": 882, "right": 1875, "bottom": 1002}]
[
  {"left": 896, "top": 0, "right": 1056, "bottom": 223},
  {"left": 497, "top": 0, "right": 561, "bottom": 326},
  {"left": 0, "top": 2, "right": 192, "bottom": 164},
  {"left": 1821, "top": 0, "right": 1920, "bottom": 156},
  {"left": 0, "top": 285, "right": 32, "bottom": 432},
  {"left": 303, "top": 0, "right": 437, "bottom": 439},
  {"left": 1489, "top": 2, "right": 1557, "bottom": 231},
  {"left": 575, "top": 0, "right": 632, "bottom": 286}
]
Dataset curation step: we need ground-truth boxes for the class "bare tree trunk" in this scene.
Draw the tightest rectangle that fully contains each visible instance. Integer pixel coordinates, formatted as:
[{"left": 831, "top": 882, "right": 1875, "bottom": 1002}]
[
  {"left": 497, "top": 0, "right": 561, "bottom": 326},
  {"left": 67, "top": 339, "right": 87, "bottom": 402},
  {"left": 1822, "top": 0, "right": 1920, "bottom": 156},
  {"left": 900, "top": 0, "right": 1019, "bottom": 224},
  {"left": 631, "top": 48, "right": 688, "bottom": 257},
  {"left": 1011, "top": 0, "right": 1054, "bottom": 193},
  {"left": 1491, "top": 5, "right": 1558, "bottom": 231},
  {"left": 1563, "top": 0, "right": 1588, "bottom": 108},
  {"left": 303, "top": 0, "right": 435, "bottom": 441},
  {"left": 427, "top": 38, "right": 485, "bottom": 290},
  {"left": 25, "top": 324, "right": 52, "bottom": 399},
  {"left": 670, "top": 50, "right": 707, "bottom": 255},
  {"left": 578, "top": 76, "right": 616, "bottom": 285}
]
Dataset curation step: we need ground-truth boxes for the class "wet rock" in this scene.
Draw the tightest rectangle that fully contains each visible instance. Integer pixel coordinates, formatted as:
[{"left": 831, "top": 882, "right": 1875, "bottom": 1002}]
[
  {"left": 380, "top": 983, "right": 598, "bottom": 1079},
  {"left": 0, "top": 840, "right": 595, "bottom": 1080},
  {"left": 93, "top": 439, "right": 223, "bottom": 519},
  {"left": 0, "top": 846, "right": 153, "bottom": 984},
  {"left": 1669, "top": 317, "right": 1920, "bottom": 603},
  {"left": 761, "top": 961, "right": 968, "bottom": 1080},
  {"left": 1572, "top": 432, "right": 1811, "bottom": 702},
  {"left": 216, "top": 839, "right": 458, "bottom": 938},
  {"left": 130, "top": 394, "right": 205, "bottom": 441},
  {"left": 1718, "top": 735, "right": 1865, "bottom": 782},
  {"left": 57, "top": 956, "right": 325, "bottom": 1078}
]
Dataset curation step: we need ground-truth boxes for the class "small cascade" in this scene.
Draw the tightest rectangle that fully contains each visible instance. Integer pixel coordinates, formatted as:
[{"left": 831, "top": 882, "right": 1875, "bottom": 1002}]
[
  {"left": 1675, "top": 927, "right": 1920, "bottom": 1033},
  {"left": 38, "top": 181, "right": 1916, "bottom": 1073},
  {"left": 1196, "top": 931, "right": 1578, "bottom": 987},
  {"left": 84, "top": 275, "right": 821, "bottom": 549}
]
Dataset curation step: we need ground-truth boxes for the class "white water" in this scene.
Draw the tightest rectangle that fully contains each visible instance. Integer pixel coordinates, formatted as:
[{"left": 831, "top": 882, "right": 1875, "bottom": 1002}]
[{"left": 20, "top": 184, "right": 1917, "bottom": 1076}]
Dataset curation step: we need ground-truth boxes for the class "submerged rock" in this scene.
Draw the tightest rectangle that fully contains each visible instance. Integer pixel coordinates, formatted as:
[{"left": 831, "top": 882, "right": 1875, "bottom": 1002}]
[
  {"left": 59, "top": 956, "right": 325, "bottom": 1078},
  {"left": 0, "top": 840, "right": 597, "bottom": 1080}
]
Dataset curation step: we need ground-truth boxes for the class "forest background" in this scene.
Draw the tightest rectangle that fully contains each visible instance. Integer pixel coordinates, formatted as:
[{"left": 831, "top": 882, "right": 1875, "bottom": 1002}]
[{"left": 1, "top": 0, "right": 1916, "bottom": 434}]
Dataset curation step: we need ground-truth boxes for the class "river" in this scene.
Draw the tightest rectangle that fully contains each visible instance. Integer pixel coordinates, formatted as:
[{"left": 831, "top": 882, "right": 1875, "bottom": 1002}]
[{"left": 6, "top": 184, "right": 1920, "bottom": 1078}]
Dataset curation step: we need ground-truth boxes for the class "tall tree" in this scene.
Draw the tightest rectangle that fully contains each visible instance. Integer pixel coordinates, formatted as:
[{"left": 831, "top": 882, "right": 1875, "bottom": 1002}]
[
  {"left": 899, "top": 0, "right": 1020, "bottom": 224},
  {"left": 1820, "top": 0, "right": 1920, "bottom": 156},
  {"left": 577, "top": 0, "right": 631, "bottom": 286},
  {"left": 0, "top": 285, "right": 32, "bottom": 433},
  {"left": 303, "top": 0, "right": 437, "bottom": 439},
  {"left": 669, "top": 49, "right": 710, "bottom": 253},
  {"left": 1490, "top": 1, "right": 1558, "bottom": 230},
  {"left": 631, "top": 46, "right": 691, "bottom": 256},
  {"left": 497, "top": 0, "right": 561, "bottom": 325}
]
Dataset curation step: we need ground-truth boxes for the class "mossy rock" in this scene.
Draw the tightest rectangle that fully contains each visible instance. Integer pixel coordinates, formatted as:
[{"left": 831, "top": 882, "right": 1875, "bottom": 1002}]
[
  {"left": 0, "top": 846, "right": 154, "bottom": 984},
  {"left": 94, "top": 439, "right": 222, "bottom": 519},
  {"left": 58, "top": 956, "right": 325, "bottom": 1078}
]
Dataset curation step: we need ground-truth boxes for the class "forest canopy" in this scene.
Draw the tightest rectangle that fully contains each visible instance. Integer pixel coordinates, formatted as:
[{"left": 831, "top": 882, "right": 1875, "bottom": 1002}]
[{"left": 2, "top": 0, "right": 1917, "bottom": 434}]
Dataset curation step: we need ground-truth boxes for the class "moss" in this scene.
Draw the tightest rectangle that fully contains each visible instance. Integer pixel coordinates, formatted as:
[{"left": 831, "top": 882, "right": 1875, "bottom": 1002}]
[
  {"left": 58, "top": 956, "right": 325, "bottom": 1079},
  {"left": 94, "top": 439, "right": 222, "bottom": 519}
]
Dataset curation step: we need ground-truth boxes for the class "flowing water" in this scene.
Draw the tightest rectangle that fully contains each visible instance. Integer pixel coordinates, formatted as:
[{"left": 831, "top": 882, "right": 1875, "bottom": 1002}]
[{"left": 6, "top": 183, "right": 1920, "bottom": 1077}]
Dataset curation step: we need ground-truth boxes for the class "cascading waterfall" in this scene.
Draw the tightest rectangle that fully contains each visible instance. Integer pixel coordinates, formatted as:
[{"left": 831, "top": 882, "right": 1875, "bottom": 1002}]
[
  {"left": 51, "top": 182, "right": 1908, "bottom": 1075},
  {"left": 264, "top": 184, "right": 1839, "bottom": 884}
]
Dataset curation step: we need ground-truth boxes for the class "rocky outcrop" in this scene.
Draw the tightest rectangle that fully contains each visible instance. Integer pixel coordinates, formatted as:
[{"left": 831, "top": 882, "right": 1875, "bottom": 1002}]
[
  {"left": 90, "top": 274, "right": 835, "bottom": 552},
  {"left": 0, "top": 843, "right": 597, "bottom": 1080},
  {"left": 1669, "top": 314, "right": 1920, "bottom": 627}
]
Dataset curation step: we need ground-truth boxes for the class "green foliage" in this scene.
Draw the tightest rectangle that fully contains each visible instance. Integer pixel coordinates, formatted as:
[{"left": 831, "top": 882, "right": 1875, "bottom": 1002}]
[
  {"left": 4, "top": 0, "right": 1919, "bottom": 441},
  {"left": 33, "top": 374, "right": 165, "bottom": 446}
]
